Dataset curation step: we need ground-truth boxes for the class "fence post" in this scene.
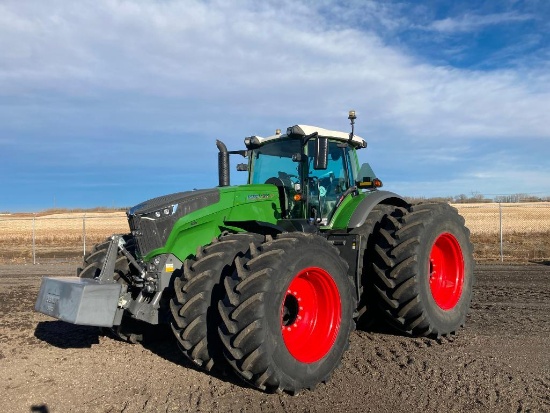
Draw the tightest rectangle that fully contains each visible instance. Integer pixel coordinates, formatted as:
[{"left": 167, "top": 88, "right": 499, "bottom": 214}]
[
  {"left": 32, "top": 214, "right": 36, "bottom": 265},
  {"left": 499, "top": 203, "right": 503, "bottom": 262},
  {"left": 83, "top": 213, "right": 86, "bottom": 257}
]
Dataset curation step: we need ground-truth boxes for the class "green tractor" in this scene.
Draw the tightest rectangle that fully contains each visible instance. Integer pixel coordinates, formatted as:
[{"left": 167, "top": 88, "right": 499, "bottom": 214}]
[{"left": 35, "top": 112, "right": 474, "bottom": 393}]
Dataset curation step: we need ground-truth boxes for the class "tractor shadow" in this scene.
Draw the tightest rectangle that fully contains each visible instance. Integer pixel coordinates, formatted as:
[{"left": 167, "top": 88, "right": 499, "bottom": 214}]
[
  {"left": 358, "top": 321, "right": 403, "bottom": 337},
  {"left": 33, "top": 321, "right": 253, "bottom": 389},
  {"left": 529, "top": 260, "right": 550, "bottom": 266},
  {"left": 141, "top": 325, "right": 254, "bottom": 389},
  {"left": 34, "top": 321, "right": 100, "bottom": 348},
  {"left": 140, "top": 325, "right": 253, "bottom": 390}
]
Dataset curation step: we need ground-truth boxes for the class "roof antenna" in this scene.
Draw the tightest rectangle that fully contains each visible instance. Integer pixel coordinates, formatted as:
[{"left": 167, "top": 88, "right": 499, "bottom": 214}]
[{"left": 348, "top": 110, "right": 356, "bottom": 141}]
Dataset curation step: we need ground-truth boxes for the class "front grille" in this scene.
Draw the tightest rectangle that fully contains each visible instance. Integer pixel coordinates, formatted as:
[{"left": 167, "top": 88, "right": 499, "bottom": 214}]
[{"left": 128, "top": 213, "right": 163, "bottom": 257}]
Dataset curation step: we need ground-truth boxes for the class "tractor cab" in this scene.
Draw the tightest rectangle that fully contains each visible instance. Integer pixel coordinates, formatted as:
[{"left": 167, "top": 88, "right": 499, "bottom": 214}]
[{"left": 244, "top": 124, "right": 372, "bottom": 224}]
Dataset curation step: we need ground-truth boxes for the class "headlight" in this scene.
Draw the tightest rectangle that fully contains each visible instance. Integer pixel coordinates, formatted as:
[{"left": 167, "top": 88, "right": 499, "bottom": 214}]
[{"left": 146, "top": 205, "right": 177, "bottom": 220}]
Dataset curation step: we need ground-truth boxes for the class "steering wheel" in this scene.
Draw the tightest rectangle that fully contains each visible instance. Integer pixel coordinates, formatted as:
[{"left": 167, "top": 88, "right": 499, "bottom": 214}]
[{"left": 328, "top": 178, "right": 347, "bottom": 196}]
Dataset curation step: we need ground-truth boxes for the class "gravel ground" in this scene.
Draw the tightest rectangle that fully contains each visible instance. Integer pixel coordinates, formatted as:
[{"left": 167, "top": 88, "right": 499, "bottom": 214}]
[{"left": 0, "top": 263, "right": 549, "bottom": 412}]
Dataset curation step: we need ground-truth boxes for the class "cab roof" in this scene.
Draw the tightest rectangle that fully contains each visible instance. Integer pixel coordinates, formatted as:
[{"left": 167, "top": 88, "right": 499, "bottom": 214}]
[{"left": 255, "top": 124, "right": 366, "bottom": 148}]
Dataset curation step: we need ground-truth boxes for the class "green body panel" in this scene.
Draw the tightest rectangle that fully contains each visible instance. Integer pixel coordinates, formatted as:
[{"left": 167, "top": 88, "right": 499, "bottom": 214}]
[
  {"left": 143, "top": 185, "right": 281, "bottom": 262},
  {"left": 226, "top": 185, "right": 282, "bottom": 222},
  {"left": 325, "top": 192, "right": 369, "bottom": 230}
]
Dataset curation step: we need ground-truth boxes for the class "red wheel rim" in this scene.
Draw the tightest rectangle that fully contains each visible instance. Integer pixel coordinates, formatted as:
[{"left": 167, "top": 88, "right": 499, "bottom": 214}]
[
  {"left": 281, "top": 267, "right": 341, "bottom": 363},
  {"left": 429, "top": 233, "right": 465, "bottom": 310}
]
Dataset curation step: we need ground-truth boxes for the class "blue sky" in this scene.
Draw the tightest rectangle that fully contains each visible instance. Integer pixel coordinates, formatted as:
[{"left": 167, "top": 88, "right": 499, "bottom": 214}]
[{"left": 1, "top": 0, "right": 549, "bottom": 212}]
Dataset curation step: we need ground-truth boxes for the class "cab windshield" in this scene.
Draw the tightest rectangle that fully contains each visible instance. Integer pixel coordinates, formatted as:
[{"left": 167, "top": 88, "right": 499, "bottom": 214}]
[
  {"left": 250, "top": 140, "right": 301, "bottom": 185},
  {"left": 249, "top": 138, "right": 354, "bottom": 221}
]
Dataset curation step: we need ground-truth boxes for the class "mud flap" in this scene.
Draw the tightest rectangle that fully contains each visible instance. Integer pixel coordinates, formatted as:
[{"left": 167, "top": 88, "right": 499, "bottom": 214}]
[{"left": 35, "top": 277, "right": 122, "bottom": 327}]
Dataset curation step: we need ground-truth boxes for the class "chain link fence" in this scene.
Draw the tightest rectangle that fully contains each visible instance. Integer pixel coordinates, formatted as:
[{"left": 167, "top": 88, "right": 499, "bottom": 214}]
[
  {"left": 0, "top": 212, "right": 128, "bottom": 264},
  {"left": 1, "top": 203, "right": 549, "bottom": 263},
  {"left": 453, "top": 202, "right": 550, "bottom": 262}
]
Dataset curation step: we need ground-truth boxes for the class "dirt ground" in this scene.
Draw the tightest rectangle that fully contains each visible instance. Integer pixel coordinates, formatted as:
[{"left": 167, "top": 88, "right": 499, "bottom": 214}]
[{"left": 0, "top": 263, "right": 549, "bottom": 413}]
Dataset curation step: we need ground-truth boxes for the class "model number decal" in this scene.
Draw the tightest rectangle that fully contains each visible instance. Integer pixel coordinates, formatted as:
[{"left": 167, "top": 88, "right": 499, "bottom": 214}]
[{"left": 247, "top": 193, "right": 274, "bottom": 200}]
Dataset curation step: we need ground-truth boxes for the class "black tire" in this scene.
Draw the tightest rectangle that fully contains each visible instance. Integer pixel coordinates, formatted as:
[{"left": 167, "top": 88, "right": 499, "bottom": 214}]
[
  {"left": 218, "top": 233, "right": 355, "bottom": 394},
  {"left": 78, "top": 236, "right": 144, "bottom": 343},
  {"left": 170, "top": 232, "right": 264, "bottom": 371},
  {"left": 352, "top": 204, "right": 397, "bottom": 329},
  {"left": 372, "top": 203, "right": 474, "bottom": 336},
  {"left": 77, "top": 235, "right": 135, "bottom": 280}
]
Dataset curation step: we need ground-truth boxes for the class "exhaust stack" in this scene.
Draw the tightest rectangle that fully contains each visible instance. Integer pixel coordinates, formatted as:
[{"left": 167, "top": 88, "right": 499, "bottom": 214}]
[{"left": 216, "top": 140, "right": 230, "bottom": 187}]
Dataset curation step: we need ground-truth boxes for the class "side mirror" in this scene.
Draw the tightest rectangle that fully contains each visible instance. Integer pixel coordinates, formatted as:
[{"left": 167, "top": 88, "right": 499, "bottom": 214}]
[
  {"left": 313, "top": 136, "right": 329, "bottom": 170},
  {"left": 236, "top": 163, "right": 248, "bottom": 171}
]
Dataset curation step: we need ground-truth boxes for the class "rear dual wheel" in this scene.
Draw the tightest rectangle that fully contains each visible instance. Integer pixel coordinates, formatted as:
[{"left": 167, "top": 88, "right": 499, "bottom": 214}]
[
  {"left": 352, "top": 204, "right": 395, "bottom": 328},
  {"left": 371, "top": 203, "right": 474, "bottom": 336},
  {"left": 218, "top": 233, "right": 355, "bottom": 393}
]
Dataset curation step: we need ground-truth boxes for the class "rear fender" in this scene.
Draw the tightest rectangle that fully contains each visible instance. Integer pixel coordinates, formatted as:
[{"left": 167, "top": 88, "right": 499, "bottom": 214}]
[{"left": 348, "top": 190, "right": 409, "bottom": 228}]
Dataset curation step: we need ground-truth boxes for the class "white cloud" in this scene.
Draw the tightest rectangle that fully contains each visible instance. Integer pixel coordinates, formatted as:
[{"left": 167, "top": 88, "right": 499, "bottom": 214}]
[
  {"left": 0, "top": 0, "right": 549, "bottom": 202},
  {"left": 0, "top": 0, "right": 547, "bottom": 144},
  {"left": 425, "top": 12, "right": 534, "bottom": 33}
]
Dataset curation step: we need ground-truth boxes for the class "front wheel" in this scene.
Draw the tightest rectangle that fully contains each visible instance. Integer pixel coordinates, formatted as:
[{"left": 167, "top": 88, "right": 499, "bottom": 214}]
[
  {"left": 170, "top": 232, "right": 263, "bottom": 371},
  {"left": 218, "top": 233, "right": 355, "bottom": 394},
  {"left": 372, "top": 203, "right": 474, "bottom": 336}
]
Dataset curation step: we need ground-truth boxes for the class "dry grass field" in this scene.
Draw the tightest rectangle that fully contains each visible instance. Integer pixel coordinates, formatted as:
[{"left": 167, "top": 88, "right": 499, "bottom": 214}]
[
  {"left": 454, "top": 202, "right": 550, "bottom": 234},
  {"left": 0, "top": 211, "right": 128, "bottom": 262},
  {"left": 1, "top": 203, "right": 549, "bottom": 263},
  {"left": 455, "top": 203, "right": 550, "bottom": 262}
]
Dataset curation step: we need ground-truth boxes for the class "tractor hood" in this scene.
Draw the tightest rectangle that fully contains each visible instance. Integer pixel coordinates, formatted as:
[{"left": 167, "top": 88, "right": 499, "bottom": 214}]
[{"left": 127, "top": 189, "right": 220, "bottom": 257}]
